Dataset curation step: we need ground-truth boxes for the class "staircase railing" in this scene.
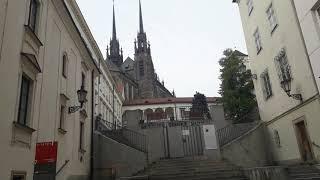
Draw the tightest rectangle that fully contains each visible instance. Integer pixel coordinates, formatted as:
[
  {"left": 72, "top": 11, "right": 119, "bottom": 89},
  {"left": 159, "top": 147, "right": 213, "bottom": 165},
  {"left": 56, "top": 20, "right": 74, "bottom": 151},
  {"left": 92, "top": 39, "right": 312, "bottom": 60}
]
[
  {"left": 217, "top": 121, "right": 260, "bottom": 147},
  {"left": 96, "top": 117, "right": 148, "bottom": 153},
  {"left": 244, "top": 166, "right": 289, "bottom": 180}
]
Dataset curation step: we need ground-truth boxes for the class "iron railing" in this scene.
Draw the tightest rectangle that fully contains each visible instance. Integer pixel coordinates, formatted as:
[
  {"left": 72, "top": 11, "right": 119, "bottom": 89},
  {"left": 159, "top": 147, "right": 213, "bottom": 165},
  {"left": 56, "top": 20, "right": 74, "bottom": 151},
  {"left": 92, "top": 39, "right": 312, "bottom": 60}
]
[
  {"left": 244, "top": 166, "right": 289, "bottom": 180},
  {"left": 140, "top": 119, "right": 214, "bottom": 129},
  {"left": 96, "top": 117, "right": 148, "bottom": 153},
  {"left": 217, "top": 121, "right": 260, "bottom": 147}
]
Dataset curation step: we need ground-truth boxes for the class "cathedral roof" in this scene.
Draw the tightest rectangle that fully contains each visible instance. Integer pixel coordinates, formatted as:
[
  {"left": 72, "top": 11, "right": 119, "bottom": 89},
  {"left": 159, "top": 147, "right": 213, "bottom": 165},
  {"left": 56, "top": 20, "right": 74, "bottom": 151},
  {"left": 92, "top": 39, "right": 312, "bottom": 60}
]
[{"left": 123, "top": 97, "right": 221, "bottom": 106}]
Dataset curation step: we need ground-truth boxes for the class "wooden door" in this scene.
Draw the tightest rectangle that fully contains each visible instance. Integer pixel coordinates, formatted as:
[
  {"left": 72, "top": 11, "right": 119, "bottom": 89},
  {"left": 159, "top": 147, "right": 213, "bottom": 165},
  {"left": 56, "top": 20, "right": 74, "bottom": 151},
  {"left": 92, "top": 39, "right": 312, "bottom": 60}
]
[{"left": 295, "top": 121, "right": 313, "bottom": 161}]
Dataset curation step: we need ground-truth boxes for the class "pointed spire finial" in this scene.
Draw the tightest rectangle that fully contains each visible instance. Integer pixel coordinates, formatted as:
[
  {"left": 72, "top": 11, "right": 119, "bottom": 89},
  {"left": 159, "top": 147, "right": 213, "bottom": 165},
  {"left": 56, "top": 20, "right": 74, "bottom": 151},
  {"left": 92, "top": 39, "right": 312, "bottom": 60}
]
[
  {"left": 139, "top": 0, "right": 144, "bottom": 33},
  {"left": 112, "top": 0, "right": 117, "bottom": 40}
]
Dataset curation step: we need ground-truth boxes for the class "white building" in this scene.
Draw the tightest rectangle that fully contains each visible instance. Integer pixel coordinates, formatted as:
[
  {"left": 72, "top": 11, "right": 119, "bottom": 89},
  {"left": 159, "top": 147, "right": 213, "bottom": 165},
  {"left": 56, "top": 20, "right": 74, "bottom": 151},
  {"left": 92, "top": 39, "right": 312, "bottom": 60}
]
[
  {"left": 123, "top": 97, "right": 229, "bottom": 130},
  {"left": 292, "top": 0, "right": 320, "bottom": 94},
  {"left": 0, "top": 0, "right": 118, "bottom": 179},
  {"left": 233, "top": 0, "right": 320, "bottom": 164},
  {"left": 94, "top": 58, "right": 124, "bottom": 128}
]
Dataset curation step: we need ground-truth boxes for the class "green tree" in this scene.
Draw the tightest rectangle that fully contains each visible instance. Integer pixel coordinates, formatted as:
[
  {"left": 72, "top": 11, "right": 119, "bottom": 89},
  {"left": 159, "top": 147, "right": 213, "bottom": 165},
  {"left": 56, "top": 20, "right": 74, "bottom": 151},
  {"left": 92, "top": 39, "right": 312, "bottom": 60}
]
[
  {"left": 219, "top": 49, "right": 257, "bottom": 123},
  {"left": 191, "top": 92, "right": 211, "bottom": 120}
]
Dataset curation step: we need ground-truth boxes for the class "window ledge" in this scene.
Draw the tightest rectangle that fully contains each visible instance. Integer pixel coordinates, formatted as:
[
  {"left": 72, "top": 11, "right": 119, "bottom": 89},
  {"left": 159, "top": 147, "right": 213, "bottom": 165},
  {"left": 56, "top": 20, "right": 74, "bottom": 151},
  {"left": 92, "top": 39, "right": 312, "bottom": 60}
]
[
  {"left": 271, "top": 24, "right": 278, "bottom": 35},
  {"left": 248, "top": 8, "right": 254, "bottom": 16},
  {"left": 257, "top": 47, "right": 263, "bottom": 55},
  {"left": 13, "top": 122, "right": 36, "bottom": 134},
  {"left": 24, "top": 25, "right": 43, "bottom": 47},
  {"left": 58, "top": 128, "right": 67, "bottom": 134}
]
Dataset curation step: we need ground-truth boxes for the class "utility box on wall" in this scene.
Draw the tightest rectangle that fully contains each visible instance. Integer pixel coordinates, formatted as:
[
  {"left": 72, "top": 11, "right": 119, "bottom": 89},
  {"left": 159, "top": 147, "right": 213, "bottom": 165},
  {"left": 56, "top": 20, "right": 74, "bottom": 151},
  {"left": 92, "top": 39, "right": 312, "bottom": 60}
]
[{"left": 202, "top": 124, "right": 221, "bottom": 160}]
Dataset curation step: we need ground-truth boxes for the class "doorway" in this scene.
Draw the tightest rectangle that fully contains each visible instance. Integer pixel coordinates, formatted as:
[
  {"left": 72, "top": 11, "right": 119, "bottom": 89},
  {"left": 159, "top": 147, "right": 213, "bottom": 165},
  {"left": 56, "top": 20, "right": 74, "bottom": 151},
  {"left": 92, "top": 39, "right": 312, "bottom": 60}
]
[{"left": 294, "top": 120, "right": 313, "bottom": 162}]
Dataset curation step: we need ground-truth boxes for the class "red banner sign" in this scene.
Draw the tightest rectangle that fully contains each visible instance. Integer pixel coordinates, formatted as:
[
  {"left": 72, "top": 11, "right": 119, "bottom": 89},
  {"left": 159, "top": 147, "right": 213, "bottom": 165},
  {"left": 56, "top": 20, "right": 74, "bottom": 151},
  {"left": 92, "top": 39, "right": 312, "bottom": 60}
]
[{"left": 35, "top": 142, "right": 58, "bottom": 165}]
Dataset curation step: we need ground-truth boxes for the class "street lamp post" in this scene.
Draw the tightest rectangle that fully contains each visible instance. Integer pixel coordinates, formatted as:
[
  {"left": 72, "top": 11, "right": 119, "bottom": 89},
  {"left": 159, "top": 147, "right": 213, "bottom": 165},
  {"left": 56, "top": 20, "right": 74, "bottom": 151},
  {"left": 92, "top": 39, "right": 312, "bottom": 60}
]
[{"left": 69, "top": 85, "right": 88, "bottom": 114}]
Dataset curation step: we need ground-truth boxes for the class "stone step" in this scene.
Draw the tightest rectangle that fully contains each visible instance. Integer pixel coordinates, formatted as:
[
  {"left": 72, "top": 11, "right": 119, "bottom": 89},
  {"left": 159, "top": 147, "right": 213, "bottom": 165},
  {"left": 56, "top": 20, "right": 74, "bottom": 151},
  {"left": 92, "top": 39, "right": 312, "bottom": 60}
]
[
  {"left": 150, "top": 168, "right": 242, "bottom": 176},
  {"left": 150, "top": 163, "right": 237, "bottom": 171},
  {"left": 151, "top": 177, "right": 248, "bottom": 180},
  {"left": 291, "top": 172, "right": 320, "bottom": 178},
  {"left": 288, "top": 164, "right": 320, "bottom": 180},
  {"left": 152, "top": 161, "right": 234, "bottom": 169},
  {"left": 149, "top": 170, "right": 246, "bottom": 179},
  {"left": 150, "top": 173, "right": 248, "bottom": 180},
  {"left": 149, "top": 166, "right": 241, "bottom": 175}
]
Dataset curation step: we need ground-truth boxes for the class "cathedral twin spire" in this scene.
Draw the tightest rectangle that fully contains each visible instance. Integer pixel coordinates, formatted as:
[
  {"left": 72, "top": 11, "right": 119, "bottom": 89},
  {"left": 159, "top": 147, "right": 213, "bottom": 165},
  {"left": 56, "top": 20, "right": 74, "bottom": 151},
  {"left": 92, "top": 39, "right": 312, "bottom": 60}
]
[
  {"left": 135, "top": 0, "right": 151, "bottom": 55},
  {"left": 108, "top": 0, "right": 151, "bottom": 67},
  {"left": 107, "top": 1, "right": 123, "bottom": 67}
]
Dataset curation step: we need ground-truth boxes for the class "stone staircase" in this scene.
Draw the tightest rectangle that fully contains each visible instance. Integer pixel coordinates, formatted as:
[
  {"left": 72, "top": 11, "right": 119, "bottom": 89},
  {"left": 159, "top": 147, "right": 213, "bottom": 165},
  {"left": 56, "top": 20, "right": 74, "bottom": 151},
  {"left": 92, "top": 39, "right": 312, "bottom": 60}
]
[
  {"left": 288, "top": 164, "right": 320, "bottom": 180},
  {"left": 120, "top": 157, "right": 248, "bottom": 180}
]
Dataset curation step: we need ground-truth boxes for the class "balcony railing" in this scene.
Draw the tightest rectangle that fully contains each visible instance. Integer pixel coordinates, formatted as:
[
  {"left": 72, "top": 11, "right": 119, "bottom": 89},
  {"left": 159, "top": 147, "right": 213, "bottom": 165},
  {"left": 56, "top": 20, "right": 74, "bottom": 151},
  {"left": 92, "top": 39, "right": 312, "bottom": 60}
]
[{"left": 96, "top": 116, "right": 148, "bottom": 153}]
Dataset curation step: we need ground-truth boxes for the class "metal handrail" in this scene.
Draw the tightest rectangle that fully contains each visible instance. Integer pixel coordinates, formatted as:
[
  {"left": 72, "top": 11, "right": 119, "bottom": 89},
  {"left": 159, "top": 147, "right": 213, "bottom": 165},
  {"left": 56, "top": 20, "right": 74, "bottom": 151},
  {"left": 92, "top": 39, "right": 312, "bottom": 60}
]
[
  {"left": 217, "top": 121, "right": 260, "bottom": 147},
  {"left": 96, "top": 117, "right": 148, "bottom": 153}
]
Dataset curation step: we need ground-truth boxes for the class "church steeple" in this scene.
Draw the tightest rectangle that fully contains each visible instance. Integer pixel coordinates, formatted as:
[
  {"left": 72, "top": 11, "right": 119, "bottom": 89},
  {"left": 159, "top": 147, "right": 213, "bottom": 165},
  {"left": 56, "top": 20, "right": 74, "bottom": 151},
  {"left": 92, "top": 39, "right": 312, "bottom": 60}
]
[
  {"left": 135, "top": 0, "right": 151, "bottom": 55},
  {"left": 139, "top": 0, "right": 144, "bottom": 34},
  {"left": 107, "top": 1, "right": 123, "bottom": 67},
  {"left": 112, "top": 3, "right": 117, "bottom": 40}
]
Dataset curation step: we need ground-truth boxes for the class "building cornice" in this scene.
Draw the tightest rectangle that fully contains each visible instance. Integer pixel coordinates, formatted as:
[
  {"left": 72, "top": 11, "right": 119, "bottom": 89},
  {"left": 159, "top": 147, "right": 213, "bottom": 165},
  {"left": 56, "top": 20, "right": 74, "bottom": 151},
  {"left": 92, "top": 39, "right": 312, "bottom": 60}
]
[{"left": 265, "top": 94, "right": 320, "bottom": 126}]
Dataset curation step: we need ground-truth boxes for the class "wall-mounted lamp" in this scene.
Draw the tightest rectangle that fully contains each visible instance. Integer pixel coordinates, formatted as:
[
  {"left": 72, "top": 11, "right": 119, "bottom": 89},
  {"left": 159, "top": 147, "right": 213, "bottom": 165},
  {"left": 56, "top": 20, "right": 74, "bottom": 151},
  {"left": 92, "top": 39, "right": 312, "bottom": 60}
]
[
  {"left": 280, "top": 78, "right": 302, "bottom": 101},
  {"left": 69, "top": 85, "right": 88, "bottom": 114}
]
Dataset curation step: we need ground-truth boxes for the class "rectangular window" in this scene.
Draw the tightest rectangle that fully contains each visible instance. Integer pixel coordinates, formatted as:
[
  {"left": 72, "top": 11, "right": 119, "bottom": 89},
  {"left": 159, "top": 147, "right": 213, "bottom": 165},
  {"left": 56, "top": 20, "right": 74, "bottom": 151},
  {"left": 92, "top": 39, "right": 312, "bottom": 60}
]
[
  {"left": 254, "top": 29, "right": 262, "bottom": 53},
  {"left": 59, "top": 105, "right": 66, "bottom": 130},
  {"left": 139, "top": 61, "right": 144, "bottom": 77},
  {"left": 62, "top": 54, "right": 67, "bottom": 78},
  {"left": 18, "top": 75, "right": 32, "bottom": 125},
  {"left": 275, "top": 49, "right": 291, "bottom": 83},
  {"left": 267, "top": 4, "right": 278, "bottom": 32},
  {"left": 28, "top": 0, "right": 39, "bottom": 32},
  {"left": 79, "top": 122, "right": 84, "bottom": 150},
  {"left": 261, "top": 71, "right": 273, "bottom": 100},
  {"left": 81, "top": 73, "right": 86, "bottom": 87},
  {"left": 12, "top": 172, "right": 26, "bottom": 180},
  {"left": 247, "top": 0, "right": 254, "bottom": 15}
]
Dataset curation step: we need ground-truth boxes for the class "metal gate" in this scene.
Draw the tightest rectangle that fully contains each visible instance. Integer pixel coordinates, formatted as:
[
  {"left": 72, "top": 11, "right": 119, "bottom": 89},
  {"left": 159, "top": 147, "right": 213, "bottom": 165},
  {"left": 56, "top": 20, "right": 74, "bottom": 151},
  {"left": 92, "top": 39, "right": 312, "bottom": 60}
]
[
  {"left": 181, "top": 125, "right": 204, "bottom": 157},
  {"left": 162, "top": 122, "right": 204, "bottom": 158}
]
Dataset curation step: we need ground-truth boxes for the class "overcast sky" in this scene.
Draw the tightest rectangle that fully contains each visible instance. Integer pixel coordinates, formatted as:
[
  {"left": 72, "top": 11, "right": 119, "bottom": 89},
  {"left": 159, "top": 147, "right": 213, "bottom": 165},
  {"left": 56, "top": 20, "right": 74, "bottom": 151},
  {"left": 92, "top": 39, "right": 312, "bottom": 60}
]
[{"left": 76, "top": 0, "right": 247, "bottom": 97}]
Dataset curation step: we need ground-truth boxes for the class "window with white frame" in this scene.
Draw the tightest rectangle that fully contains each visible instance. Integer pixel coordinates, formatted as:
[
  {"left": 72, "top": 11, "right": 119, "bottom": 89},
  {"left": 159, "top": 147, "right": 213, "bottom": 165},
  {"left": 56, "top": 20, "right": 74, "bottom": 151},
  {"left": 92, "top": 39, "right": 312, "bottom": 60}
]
[
  {"left": 254, "top": 28, "right": 262, "bottom": 53},
  {"left": 247, "top": 0, "right": 254, "bottom": 15},
  {"left": 260, "top": 70, "right": 273, "bottom": 100},
  {"left": 274, "top": 48, "right": 292, "bottom": 83},
  {"left": 266, "top": 3, "right": 278, "bottom": 32}
]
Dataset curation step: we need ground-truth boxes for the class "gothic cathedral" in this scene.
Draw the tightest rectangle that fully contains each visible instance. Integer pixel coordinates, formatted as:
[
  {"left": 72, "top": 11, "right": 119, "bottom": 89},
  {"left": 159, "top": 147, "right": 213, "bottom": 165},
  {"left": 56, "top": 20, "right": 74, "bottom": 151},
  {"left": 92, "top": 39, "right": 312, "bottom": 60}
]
[{"left": 106, "top": 0, "right": 174, "bottom": 101}]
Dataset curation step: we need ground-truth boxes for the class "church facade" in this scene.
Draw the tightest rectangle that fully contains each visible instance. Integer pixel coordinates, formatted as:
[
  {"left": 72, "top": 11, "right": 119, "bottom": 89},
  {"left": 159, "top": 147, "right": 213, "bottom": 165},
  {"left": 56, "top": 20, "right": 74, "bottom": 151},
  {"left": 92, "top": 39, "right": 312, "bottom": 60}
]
[{"left": 106, "top": 0, "right": 174, "bottom": 102}]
